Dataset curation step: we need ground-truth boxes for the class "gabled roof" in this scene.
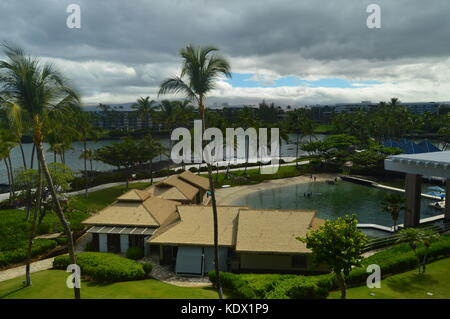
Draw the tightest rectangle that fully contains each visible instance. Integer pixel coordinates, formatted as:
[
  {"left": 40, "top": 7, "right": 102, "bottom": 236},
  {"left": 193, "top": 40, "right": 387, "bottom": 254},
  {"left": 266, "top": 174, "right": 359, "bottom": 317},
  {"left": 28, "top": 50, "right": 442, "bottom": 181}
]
[
  {"left": 235, "top": 209, "right": 317, "bottom": 254},
  {"left": 117, "top": 189, "right": 151, "bottom": 202},
  {"left": 82, "top": 201, "right": 160, "bottom": 227},
  {"left": 178, "top": 170, "right": 210, "bottom": 190},
  {"left": 146, "top": 175, "right": 200, "bottom": 201},
  {"left": 148, "top": 205, "right": 247, "bottom": 247},
  {"left": 142, "top": 196, "right": 179, "bottom": 226}
]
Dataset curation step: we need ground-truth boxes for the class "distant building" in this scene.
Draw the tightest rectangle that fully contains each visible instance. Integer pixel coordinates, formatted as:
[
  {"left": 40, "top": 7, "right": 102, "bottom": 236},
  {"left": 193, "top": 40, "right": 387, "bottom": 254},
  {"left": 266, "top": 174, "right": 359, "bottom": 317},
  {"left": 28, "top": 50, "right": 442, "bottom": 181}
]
[{"left": 401, "top": 102, "right": 440, "bottom": 115}]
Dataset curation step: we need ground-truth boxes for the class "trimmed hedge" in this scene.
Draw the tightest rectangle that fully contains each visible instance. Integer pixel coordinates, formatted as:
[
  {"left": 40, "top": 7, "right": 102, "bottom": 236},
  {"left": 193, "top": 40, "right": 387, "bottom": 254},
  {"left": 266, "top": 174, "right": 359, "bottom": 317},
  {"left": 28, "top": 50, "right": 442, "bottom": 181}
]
[
  {"left": 346, "top": 233, "right": 450, "bottom": 286},
  {"left": 53, "top": 252, "right": 146, "bottom": 282},
  {"left": 0, "top": 239, "right": 57, "bottom": 268},
  {"left": 208, "top": 234, "right": 450, "bottom": 299}
]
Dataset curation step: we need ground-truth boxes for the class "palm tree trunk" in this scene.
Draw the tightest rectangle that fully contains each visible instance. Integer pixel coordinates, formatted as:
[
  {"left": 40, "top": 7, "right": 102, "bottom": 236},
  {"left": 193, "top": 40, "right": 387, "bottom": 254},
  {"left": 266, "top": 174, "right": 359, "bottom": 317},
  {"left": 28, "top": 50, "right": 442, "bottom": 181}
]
[
  {"left": 34, "top": 140, "right": 80, "bottom": 299},
  {"left": 150, "top": 160, "right": 153, "bottom": 184},
  {"left": 7, "top": 156, "right": 15, "bottom": 201},
  {"left": 30, "top": 143, "right": 36, "bottom": 169},
  {"left": 4, "top": 159, "right": 12, "bottom": 204},
  {"left": 296, "top": 132, "right": 300, "bottom": 168},
  {"left": 83, "top": 140, "right": 88, "bottom": 197},
  {"left": 207, "top": 163, "right": 223, "bottom": 299},
  {"left": 19, "top": 143, "right": 27, "bottom": 168},
  {"left": 25, "top": 162, "right": 42, "bottom": 286}
]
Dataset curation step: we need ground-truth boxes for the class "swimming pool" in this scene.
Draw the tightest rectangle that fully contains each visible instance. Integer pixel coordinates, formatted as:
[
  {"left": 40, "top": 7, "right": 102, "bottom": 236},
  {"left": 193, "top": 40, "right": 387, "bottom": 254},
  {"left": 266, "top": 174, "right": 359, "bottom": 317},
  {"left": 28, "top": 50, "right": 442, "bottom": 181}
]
[{"left": 232, "top": 181, "right": 441, "bottom": 227}]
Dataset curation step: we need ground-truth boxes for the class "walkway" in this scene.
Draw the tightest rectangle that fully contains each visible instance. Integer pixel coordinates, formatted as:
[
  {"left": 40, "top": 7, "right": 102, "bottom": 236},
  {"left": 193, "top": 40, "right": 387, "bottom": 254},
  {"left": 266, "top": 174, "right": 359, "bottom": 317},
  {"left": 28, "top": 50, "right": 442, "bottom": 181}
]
[{"left": 0, "top": 258, "right": 54, "bottom": 283}]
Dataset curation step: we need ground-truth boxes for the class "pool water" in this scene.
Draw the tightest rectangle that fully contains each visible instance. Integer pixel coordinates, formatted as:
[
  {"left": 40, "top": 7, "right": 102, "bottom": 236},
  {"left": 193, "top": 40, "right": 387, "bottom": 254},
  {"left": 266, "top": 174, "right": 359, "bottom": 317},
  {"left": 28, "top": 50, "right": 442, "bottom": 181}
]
[{"left": 232, "top": 181, "right": 440, "bottom": 227}]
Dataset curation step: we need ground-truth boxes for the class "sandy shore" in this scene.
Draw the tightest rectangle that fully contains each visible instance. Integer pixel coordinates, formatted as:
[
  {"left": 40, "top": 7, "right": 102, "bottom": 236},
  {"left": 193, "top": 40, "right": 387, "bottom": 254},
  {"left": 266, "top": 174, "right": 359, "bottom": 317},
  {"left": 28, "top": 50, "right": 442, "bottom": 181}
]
[{"left": 215, "top": 173, "right": 340, "bottom": 205}]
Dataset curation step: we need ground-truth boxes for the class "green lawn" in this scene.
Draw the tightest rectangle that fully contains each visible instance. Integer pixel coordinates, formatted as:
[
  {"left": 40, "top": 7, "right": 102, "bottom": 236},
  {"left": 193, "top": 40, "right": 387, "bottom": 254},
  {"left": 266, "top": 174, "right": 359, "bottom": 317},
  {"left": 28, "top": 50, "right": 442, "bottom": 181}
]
[
  {"left": 0, "top": 270, "right": 220, "bottom": 299},
  {"left": 329, "top": 258, "right": 450, "bottom": 299},
  {"left": 68, "top": 182, "right": 151, "bottom": 212}
]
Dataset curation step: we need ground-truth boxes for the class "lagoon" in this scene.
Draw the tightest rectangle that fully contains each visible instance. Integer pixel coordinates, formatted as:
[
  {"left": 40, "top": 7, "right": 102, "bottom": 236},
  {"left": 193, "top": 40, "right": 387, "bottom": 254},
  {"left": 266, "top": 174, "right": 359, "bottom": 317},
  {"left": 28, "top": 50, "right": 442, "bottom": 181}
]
[{"left": 232, "top": 180, "right": 440, "bottom": 227}]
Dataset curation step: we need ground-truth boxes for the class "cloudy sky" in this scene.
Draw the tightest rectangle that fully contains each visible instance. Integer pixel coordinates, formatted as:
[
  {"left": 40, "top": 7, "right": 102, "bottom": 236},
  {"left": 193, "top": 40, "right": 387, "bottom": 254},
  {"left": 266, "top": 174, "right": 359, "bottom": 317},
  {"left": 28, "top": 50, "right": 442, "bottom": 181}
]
[{"left": 1, "top": 0, "right": 450, "bottom": 107}]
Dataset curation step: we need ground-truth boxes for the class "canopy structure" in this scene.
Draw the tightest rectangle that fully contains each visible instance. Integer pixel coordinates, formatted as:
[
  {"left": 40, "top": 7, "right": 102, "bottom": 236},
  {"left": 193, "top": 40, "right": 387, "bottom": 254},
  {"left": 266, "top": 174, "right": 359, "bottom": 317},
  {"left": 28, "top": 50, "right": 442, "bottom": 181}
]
[
  {"left": 87, "top": 226, "right": 155, "bottom": 236},
  {"left": 385, "top": 151, "right": 450, "bottom": 227}
]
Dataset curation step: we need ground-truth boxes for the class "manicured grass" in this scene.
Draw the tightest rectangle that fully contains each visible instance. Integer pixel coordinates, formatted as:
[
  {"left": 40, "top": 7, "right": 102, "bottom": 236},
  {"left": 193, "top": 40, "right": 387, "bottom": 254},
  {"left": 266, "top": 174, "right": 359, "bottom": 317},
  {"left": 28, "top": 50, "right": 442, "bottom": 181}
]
[
  {"left": 0, "top": 270, "right": 220, "bottom": 299},
  {"left": 68, "top": 182, "right": 151, "bottom": 212},
  {"left": 328, "top": 258, "right": 450, "bottom": 299}
]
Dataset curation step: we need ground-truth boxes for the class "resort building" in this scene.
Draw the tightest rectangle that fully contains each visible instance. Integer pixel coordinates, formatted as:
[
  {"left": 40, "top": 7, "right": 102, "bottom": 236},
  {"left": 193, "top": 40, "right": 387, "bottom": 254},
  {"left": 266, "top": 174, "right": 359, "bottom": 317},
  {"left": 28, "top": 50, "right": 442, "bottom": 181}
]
[
  {"left": 82, "top": 170, "right": 325, "bottom": 275},
  {"left": 385, "top": 151, "right": 450, "bottom": 227}
]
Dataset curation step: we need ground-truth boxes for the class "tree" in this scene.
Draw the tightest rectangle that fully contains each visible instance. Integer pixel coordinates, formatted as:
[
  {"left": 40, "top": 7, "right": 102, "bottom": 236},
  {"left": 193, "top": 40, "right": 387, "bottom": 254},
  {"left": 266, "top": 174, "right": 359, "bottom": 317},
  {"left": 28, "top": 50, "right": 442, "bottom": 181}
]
[
  {"left": 420, "top": 229, "right": 440, "bottom": 274},
  {"left": 398, "top": 228, "right": 440, "bottom": 274},
  {"left": 132, "top": 96, "right": 157, "bottom": 131},
  {"left": 297, "top": 215, "right": 368, "bottom": 299},
  {"left": 73, "top": 110, "right": 97, "bottom": 197},
  {"left": 158, "top": 44, "right": 231, "bottom": 299},
  {"left": 0, "top": 44, "right": 81, "bottom": 299},
  {"left": 381, "top": 194, "right": 405, "bottom": 232},
  {"left": 139, "top": 135, "right": 167, "bottom": 184},
  {"left": 95, "top": 138, "right": 147, "bottom": 188},
  {"left": 398, "top": 228, "right": 424, "bottom": 275}
]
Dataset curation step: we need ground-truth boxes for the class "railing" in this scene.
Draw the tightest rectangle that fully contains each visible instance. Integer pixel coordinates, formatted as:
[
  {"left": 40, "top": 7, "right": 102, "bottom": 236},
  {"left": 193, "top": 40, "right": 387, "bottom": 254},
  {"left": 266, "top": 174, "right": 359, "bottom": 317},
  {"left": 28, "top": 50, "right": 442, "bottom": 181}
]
[{"left": 363, "top": 221, "right": 450, "bottom": 252}]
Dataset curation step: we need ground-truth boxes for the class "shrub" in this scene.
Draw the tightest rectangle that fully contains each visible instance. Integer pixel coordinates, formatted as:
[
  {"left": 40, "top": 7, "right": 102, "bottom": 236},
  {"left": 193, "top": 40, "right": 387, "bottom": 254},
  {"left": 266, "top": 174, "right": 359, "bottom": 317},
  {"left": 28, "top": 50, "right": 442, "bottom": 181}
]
[
  {"left": 53, "top": 252, "right": 145, "bottom": 282},
  {"left": 0, "top": 239, "right": 57, "bottom": 267},
  {"left": 126, "top": 247, "right": 144, "bottom": 260},
  {"left": 142, "top": 262, "right": 154, "bottom": 276}
]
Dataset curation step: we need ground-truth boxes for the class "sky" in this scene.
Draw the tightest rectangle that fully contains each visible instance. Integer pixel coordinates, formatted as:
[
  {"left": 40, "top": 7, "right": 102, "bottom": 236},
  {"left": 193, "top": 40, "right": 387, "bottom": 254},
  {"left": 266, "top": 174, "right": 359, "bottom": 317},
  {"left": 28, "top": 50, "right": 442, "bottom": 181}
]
[{"left": 1, "top": 0, "right": 450, "bottom": 107}]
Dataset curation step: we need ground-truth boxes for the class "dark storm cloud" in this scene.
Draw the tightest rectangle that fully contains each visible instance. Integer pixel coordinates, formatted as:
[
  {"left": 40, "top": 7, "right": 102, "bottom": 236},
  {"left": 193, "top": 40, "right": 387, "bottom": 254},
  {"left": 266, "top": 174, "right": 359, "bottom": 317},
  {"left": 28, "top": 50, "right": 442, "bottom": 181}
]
[{"left": 1, "top": 0, "right": 449, "bottom": 104}]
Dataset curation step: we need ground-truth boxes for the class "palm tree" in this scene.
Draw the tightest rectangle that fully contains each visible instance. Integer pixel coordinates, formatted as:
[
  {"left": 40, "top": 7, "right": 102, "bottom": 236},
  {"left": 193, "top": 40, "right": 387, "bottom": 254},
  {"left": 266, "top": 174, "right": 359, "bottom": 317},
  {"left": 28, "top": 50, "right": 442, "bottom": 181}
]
[
  {"left": 381, "top": 194, "right": 405, "bottom": 232},
  {"left": 0, "top": 130, "right": 18, "bottom": 204},
  {"left": 74, "top": 110, "right": 97, "bottom": 197},
  {"left": 398, "top": 228, "right": 423, "bottom": 274},
  {"left": 80, "top": 148, "right": 96, "bottom": 171},
  {"left": 158, "top": 44, "right": 231, "bottom": 299},
  {"left": 132, "top": 96, "right": 157, "bottom": 131},
  {"left": 0, "top": 44, "right": 81, "bottom": 299},
  {"left": 420, "top": 229, "right": 439, "bottom": 274}
]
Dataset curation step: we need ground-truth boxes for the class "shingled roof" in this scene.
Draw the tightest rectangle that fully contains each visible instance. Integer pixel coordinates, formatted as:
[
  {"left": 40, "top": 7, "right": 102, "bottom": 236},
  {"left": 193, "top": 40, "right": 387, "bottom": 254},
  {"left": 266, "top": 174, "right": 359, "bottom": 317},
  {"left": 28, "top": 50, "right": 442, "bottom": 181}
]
[
  {"left": 235, "top": 209, "right": 317, "bottom": 254},
  {"left": 148, "top": 205, "right": 246, "bottom": 247}
]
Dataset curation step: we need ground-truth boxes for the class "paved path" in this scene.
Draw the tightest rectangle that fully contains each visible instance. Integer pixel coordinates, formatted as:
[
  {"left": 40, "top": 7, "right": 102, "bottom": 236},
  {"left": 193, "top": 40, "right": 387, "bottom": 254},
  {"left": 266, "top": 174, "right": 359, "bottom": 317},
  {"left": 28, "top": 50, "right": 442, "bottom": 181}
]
[{"left": 0, "top": 258, "right": 55, "bottom": 283}]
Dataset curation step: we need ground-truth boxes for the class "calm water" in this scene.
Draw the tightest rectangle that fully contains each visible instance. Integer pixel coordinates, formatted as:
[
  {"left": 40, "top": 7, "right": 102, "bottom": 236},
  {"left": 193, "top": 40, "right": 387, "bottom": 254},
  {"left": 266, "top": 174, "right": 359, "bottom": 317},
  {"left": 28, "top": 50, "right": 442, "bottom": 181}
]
[{"left": 232, "top": 181, "right": 440, "bottom": 227}]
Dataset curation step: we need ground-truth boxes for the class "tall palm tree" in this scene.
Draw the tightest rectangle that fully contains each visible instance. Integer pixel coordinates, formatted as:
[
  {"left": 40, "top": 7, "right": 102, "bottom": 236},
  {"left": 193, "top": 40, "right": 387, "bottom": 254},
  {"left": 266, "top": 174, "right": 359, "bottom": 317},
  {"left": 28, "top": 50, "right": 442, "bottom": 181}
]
[
  {"left": 381, "top": 194, "right": 405, "bottom": 232},
  {"left": 0, "top": 130, "right": 18, "bottom": 204},
  {"left": 0, "top": 44, "right": 81, "bottom": 299},
  {"left": 132, "top": 96, "right": 157, "bottom": 131},
  {"left": 158, "top": 44, "right": 231, "bottom": 299},
  {"left": 74, "top": 110, "right": 97, "bottom": 197}
]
